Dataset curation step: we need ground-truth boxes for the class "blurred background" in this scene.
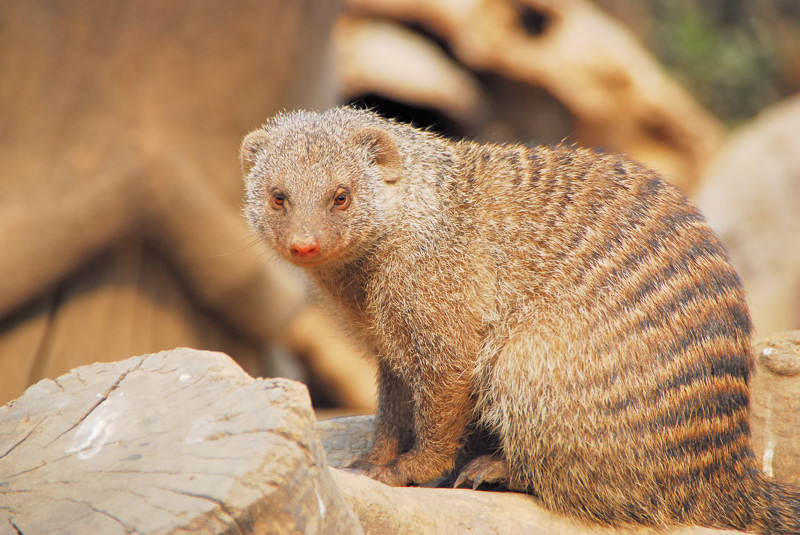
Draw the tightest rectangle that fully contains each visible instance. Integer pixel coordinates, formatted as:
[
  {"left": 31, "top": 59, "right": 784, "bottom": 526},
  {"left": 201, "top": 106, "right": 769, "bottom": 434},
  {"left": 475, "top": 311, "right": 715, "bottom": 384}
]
[{"left": 1, "top": 0, "right": 798, "bottom": 414}]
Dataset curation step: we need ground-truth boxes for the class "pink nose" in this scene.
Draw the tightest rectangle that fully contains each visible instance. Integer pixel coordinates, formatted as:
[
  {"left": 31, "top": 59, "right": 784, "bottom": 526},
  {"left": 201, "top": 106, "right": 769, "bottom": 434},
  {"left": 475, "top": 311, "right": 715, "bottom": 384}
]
[{"left": 290, "top": 238, "right": 320, "bottom": 259}]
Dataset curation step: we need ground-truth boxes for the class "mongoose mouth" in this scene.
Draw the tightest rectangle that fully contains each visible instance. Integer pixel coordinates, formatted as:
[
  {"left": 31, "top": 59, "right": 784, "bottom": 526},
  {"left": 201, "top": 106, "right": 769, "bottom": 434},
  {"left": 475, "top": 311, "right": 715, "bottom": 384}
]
[{"left": 284, "top": 253, "right": 332, "bottom": 268}]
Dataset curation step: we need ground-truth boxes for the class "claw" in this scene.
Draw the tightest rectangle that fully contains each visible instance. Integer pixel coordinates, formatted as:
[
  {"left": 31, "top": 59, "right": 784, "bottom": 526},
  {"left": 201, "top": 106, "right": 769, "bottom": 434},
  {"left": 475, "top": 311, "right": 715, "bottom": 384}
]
[{"left": 453, "top": 454, "right": 515, "bottom": 490}]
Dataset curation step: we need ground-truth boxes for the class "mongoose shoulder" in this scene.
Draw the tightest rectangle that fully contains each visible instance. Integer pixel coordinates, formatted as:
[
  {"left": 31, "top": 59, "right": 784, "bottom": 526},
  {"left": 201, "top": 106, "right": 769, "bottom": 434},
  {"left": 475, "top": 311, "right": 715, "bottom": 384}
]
[{"left": 241, "top": 107, "right": 800, "bottom": 533}]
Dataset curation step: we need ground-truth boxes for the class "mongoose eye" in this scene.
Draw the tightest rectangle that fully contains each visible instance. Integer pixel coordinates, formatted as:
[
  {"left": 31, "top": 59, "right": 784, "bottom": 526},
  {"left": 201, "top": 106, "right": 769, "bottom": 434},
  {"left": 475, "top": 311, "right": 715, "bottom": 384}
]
[
  {"left": 333, "top": 191, "right": 350, "bottom": 210},
  {"left": 270, "top": 192, "right": 285, "bottom": 209}
]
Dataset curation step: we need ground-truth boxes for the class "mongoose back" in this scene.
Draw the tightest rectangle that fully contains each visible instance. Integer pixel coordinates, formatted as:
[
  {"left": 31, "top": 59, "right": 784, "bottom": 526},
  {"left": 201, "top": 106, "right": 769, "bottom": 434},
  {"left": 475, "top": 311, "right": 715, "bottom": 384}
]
[{"left": 241, "top": 107, "right": 800, "bottom": 533}]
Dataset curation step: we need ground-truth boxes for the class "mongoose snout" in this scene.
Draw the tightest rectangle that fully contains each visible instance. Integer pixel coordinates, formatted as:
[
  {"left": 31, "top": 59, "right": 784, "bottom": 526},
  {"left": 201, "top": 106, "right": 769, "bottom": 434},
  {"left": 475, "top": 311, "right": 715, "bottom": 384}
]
[{"left": 289, "top": 236, "right": 321, "bottom": 260}]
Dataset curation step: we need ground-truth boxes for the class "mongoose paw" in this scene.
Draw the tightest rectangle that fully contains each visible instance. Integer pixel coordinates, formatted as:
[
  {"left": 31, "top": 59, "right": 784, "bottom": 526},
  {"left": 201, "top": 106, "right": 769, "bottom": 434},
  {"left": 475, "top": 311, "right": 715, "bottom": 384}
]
[
  {"left": 454, "top": 455, "right": 523, "bottom": 491},
  {"left": 344, "top": 456, "right": 370, "bottom": 471},
  {"left": 344, "top": 461, "right": 411, "bottom": 486}
]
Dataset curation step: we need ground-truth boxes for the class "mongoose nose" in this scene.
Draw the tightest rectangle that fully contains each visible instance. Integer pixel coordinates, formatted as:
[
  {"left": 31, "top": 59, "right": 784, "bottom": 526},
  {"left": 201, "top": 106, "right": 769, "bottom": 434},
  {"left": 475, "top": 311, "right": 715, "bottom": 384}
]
[{"left": 290, "top": 238, "right": 320, "bottom": 259}]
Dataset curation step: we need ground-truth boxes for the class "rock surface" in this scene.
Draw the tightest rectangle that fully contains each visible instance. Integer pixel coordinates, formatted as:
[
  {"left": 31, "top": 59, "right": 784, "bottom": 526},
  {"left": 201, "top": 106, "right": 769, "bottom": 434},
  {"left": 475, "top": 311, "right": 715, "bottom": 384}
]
[{"left": 0, "top": 348, "right": 362, "bottom": 535}]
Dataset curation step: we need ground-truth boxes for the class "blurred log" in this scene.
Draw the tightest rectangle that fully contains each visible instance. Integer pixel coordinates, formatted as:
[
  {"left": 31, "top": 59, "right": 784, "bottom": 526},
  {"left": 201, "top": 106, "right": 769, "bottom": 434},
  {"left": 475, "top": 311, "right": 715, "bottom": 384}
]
[
  {"left": 696, "top": 94, "right": 800, "bottom": 337},
  {"left": 0, "top": 1, "right": 377, "bottom": 410},
  {"left": 335, "top": 15, "right": 488, "bottom": 128},
  {"left": 343, "top": 0, "right": 725, "bottom": 192},
  {"left": 286, "top": 305, "right": 377, "bottom": 411},
  {"left": 0, "top": 0, "right": 335, "bottom": 323}
]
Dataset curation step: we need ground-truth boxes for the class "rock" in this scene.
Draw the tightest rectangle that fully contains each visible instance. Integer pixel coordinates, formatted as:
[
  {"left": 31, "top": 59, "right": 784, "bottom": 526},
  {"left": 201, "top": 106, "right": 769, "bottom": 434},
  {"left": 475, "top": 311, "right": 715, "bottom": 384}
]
[
  {"left": 750, "top": 330, "right": 800, "bottom": 486},
  {"left": 0, "top": 348, "right": 362, "bottom": 535},
  {"left": 696, "top": 94, "right": 800, "bottom": 337}
]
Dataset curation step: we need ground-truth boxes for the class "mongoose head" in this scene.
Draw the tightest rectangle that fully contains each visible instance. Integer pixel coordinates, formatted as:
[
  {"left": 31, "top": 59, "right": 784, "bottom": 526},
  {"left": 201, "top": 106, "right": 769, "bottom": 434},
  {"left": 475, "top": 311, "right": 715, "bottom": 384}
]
[{"left": 241, "top": 108, "right": 403, "bottom": 268}]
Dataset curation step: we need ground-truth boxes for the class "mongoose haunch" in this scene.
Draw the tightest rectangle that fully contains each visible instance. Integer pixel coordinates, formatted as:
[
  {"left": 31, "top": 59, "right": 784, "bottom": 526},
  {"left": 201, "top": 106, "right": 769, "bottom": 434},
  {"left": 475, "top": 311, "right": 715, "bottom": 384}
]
[{"left": 241, "top": 107, "right": 800, "bottom": 533}]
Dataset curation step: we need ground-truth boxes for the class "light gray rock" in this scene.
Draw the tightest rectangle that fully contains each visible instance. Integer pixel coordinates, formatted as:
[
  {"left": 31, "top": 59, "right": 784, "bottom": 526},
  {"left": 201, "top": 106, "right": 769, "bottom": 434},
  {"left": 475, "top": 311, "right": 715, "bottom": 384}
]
[{"left": 0, "top": 348, "right": 362, "bottom": 535}]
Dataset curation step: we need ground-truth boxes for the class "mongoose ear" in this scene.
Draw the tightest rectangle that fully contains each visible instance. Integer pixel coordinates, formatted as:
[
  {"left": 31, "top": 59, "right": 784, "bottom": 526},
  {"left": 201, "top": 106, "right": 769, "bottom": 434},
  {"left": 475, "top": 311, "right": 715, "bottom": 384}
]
[
  {"left": 240, "top": 129, "right": 270, "bottom": 177},
  {"left": 351, "top": 126, "right": 402, "bottom": 183}
]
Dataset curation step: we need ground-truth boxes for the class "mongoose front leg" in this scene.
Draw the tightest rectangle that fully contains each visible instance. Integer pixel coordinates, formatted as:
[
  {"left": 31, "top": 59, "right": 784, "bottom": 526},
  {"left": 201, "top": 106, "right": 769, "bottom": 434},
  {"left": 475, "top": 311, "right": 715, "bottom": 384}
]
[
  {"left": 357, "top": 370, "right": 475, "bottom": 487},
  {"left": 349, "top": 361, "right": 414, "bottom": 468}
]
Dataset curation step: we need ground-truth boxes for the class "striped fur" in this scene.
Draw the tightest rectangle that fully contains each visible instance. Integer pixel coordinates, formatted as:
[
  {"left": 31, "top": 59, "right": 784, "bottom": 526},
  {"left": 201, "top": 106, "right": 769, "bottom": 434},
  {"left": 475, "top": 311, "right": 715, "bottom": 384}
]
[{"left": 242, "top": 107, "right": 800, "bottom": 533}]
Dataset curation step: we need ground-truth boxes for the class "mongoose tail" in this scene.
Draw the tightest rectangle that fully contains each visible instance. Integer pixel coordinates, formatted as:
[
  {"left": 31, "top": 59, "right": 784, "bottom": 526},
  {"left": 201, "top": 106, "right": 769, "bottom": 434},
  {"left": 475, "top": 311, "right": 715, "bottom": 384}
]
[{"left": 748, "top": 475, "right": 800, "bottom": 534}]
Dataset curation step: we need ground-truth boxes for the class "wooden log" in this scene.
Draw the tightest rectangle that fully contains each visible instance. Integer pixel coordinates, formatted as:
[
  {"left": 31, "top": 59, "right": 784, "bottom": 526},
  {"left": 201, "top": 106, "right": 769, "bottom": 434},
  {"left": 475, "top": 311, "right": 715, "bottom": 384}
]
[
  {"left": 7, "top": 333, "right": 796, "bottom": 534},
  {"left": 0, "top": 348, "right": 362, "bottom": 534},
  {"left": 321, "top": 418, "right": 740, "bottom": 535},
  {"left": 750, "top": 331, "right": 800, "bottom": 487}
]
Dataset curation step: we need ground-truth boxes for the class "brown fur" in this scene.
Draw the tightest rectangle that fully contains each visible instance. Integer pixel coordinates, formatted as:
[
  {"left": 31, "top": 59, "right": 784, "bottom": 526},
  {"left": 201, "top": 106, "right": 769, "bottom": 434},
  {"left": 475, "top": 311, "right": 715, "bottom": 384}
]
[{"left": 242, "top": 107, "right": 800, "bottom": 533}]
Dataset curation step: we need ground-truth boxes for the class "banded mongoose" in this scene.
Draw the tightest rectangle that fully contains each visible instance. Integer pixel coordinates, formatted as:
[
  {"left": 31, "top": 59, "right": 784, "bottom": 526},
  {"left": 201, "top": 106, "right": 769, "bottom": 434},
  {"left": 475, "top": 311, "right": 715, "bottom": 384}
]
[{"left": 241, "top": 107, "right": 800, "bottom": 533}]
